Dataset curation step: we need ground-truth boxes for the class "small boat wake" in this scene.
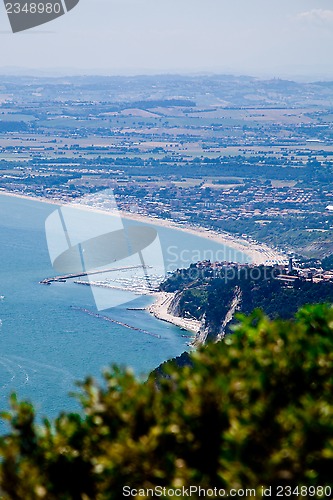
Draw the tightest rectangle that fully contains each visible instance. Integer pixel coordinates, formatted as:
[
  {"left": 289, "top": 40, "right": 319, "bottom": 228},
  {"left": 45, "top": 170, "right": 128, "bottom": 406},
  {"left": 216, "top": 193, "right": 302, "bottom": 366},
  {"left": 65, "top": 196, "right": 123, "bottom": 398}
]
[
  {"left": 0, "top": 355, "right": 75, "bottom": 396},
  {"left": 0, "top": 356, "right": 30, "bottom": 391}
]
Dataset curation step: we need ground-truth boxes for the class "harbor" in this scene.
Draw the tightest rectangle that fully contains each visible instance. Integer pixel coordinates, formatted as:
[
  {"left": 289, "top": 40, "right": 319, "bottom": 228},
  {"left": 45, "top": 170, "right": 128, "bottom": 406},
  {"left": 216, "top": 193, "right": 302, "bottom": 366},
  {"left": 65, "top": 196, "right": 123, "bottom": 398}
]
[{"left": 40, "top": 265, "right": 150, "bottom": 285}]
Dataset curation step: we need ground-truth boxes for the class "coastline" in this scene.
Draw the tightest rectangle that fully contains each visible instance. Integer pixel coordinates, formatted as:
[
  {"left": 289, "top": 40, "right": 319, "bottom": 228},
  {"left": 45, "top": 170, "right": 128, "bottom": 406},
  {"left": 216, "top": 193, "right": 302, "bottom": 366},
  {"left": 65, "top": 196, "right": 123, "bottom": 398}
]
[
  {"left": 0, "top": 190, "right": 286, "bottom": 266},
  {"left": 114, "top": 209, "right": 286, "bottom": 266},
  {"left": 75, "top": 281, "right": 199, "bottom": 336},
  {"left": 0, "top": 189, "right": 61, "bottom": 207},
  {"left": 1, "top": 190, "right": 287, "bottom": 335},
  {"left": 148, "top": 292, "right": 200, "bottom": 336}
]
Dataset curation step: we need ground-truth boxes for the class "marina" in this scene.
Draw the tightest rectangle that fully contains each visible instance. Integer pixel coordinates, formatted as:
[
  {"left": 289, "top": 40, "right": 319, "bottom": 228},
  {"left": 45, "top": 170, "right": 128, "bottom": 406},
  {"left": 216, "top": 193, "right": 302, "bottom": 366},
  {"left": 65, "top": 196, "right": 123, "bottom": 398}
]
[
  {"left": 0, "top": 192, "right": 250, "bottom": 420},
  {"left": 40, "top": 265, "right": 149, "bottom": 285}
]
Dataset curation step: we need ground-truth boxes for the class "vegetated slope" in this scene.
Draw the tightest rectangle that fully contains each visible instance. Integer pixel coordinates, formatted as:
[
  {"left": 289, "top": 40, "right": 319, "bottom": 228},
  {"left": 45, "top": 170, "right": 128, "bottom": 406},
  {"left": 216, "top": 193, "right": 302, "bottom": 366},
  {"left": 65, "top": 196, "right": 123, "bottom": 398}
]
[
  {"left": 161, "top": 264, "right": 333, "bottom": 339},
  {"left": 322, "top": 253, "right": 333, "bottom": 270}
]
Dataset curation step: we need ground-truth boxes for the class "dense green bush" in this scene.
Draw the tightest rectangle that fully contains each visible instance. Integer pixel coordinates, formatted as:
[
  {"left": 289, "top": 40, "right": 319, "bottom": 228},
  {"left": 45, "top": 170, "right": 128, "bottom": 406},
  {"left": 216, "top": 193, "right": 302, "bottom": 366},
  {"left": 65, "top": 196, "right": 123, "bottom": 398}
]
[
  {"left": 0, "top": 304, "right": 332, "bottom": 499},
  {"left": 322, "top": 254, "right": 333, "bottom": 271}
]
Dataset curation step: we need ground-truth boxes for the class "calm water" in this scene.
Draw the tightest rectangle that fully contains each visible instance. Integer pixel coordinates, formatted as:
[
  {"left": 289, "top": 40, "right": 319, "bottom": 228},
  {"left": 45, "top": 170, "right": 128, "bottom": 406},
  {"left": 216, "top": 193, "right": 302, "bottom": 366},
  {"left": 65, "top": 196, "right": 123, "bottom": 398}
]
[{"left": 0, "top": 194, "right": 249, "bottom": 423}]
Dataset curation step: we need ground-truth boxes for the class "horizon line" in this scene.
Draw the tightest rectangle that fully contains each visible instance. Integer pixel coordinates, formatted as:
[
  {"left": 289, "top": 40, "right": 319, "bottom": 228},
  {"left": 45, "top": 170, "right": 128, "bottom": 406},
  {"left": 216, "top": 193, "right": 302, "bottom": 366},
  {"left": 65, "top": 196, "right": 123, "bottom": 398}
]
[{"left": 0, "top": 69, "right": 332, "bottom": 83}]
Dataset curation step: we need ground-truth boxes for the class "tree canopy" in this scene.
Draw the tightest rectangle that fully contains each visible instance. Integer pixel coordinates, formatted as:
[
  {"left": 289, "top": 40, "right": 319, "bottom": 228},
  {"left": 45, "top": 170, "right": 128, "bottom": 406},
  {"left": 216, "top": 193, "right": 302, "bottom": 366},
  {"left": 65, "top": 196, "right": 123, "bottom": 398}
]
[{"left": 0, "top": 304, "right": 332, "bottom": 499}]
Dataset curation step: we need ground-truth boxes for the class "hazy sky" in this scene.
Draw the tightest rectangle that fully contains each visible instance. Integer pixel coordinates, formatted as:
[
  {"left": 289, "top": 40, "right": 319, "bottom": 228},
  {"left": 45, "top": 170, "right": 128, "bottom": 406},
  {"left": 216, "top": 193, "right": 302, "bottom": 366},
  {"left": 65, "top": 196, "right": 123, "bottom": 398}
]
[{"left": 1, "top": 0, "right": 333, "bottom": 79}]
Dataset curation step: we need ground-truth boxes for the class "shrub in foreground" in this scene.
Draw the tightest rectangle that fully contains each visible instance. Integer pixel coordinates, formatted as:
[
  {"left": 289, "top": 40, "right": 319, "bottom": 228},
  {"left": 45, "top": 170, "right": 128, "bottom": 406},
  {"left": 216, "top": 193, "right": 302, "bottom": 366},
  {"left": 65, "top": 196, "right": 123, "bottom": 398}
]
[{"left": 0, "top": 304, "right": 332, "bottom": 499}]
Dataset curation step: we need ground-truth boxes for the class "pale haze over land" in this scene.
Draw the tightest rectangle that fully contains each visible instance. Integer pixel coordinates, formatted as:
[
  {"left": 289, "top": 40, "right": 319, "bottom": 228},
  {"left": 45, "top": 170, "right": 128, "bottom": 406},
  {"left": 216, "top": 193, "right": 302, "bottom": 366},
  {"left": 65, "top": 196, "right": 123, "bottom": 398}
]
[{"left": 0, "top": 0, "right": 333, "bottom": 79}]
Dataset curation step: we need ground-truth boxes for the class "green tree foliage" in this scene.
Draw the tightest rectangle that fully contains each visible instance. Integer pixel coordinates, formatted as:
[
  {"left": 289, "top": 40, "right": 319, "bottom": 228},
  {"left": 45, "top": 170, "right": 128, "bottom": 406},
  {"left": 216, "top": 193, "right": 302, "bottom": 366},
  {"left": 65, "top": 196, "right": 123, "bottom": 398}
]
[
  {"left": 322, "top": 254, "right": 333, "bottom": 271},
  {"left": 161, "top": 265, "right": 333, "bottom": 332},
  {"left": 0, "top": 304, "right": 332, "bottom": 499}
]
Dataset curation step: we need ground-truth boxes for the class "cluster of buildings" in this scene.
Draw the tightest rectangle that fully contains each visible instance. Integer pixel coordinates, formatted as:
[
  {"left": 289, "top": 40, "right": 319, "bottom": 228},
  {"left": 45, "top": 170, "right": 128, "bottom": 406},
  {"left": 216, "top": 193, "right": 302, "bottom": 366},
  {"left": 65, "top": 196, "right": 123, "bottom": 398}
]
[{"left": 193, "top": 259, "right": 333, "bottom": 284}]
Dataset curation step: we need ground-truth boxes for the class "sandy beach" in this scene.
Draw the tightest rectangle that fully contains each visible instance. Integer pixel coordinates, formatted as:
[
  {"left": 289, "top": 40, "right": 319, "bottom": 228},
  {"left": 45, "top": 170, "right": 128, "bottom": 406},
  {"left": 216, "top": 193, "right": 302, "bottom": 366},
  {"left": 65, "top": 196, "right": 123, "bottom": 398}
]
[
  {"left": 1, "top": 189, "right": 287, "bottom": 335},
  {"left": 148, "top": 292, "right": 200, "bottom": 335},
  {"left": 0, "top": 189, "right": 286, "bottom": 266},
  {"left": 113, "top": 209, "right": 286, "bottom": 266},
  {"left": 68, "top": 201, "right": 286, "bottom": 267},
  {"left": 0, "top": 189, "right": 62, "bottom": 206}
]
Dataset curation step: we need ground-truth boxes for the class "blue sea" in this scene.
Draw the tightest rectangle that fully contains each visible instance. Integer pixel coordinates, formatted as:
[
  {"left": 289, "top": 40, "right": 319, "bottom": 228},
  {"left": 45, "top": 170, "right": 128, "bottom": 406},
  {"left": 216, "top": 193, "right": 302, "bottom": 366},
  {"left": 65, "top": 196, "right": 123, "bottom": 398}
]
[{"left": 0, "top": 194, "right": 248, "bottom": 425}]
